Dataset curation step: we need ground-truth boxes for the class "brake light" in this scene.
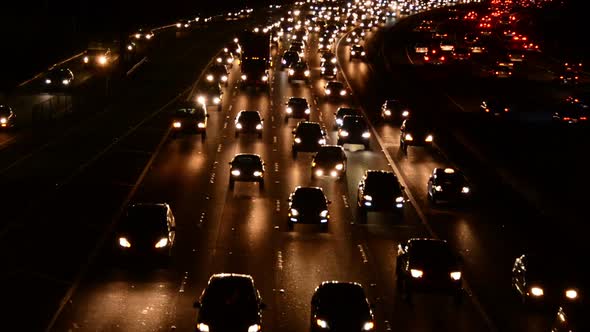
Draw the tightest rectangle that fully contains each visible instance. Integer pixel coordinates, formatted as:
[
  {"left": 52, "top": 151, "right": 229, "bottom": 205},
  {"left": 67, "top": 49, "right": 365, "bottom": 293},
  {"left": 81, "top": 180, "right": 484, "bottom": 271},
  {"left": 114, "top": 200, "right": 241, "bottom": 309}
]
[
  {"left": 580, "top": 117, "right": 587, "bottom": 120},
  {"left": 563, "top": 117, "right": 571, "bottom": 121}
]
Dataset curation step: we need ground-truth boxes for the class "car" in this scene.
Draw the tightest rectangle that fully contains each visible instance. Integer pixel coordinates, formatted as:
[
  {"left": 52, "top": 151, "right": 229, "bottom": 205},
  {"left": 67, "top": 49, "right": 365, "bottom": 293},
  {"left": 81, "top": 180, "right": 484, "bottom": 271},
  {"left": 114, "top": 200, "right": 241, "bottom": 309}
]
[
  {"left": 324, "top": 81, "right": 349, "bottom": 99},
  {"left": 82, "top": 47, "right": 111, "bottom": 67},
  {"left": 193, "top": 273, "right": 265, "bottom": 332},
  {"left": 43, "top": 68, "right": 74, "bottom": 88},
  {"left": 357, "top": 170, "right": 405, "bottom": 220},
  {"left": 512, "top": 253, "right": 583, "bottom": 307},
  {"left": 414, "top": 43, "right": 429, "bottom": 54},
  {"left": 317, "top": 40, "right": 333, "bottom": 53},
  {"left": 114, "top": 203, "right": 176, "bottom": 261},
  {"left": 171, "top": 102, "right": 208, "bottom": 138},
  {"left": 439, "top": 39, "right": 455, "bottom": 51},
  {"left": 229, "top": 153, "right": 265, "bottom": 188},
  {"left": 423, "top": 47, "right": 447, "bottom": 64},
  {"left": 463, "top": 32, "right": 479, "bottom": 44},
  {"left": 281, "top": 50, "right": 300, "bottom": 69},
  {"left": 552, "top": 101, "right": 588, "bottom": 124},
  {"left": 557, "top": 70, "right": 579, "bottom": 85},
  {"left": 334, "top": 107, "right": 363, "bottom": 129},
  {"left": 310, "top": 281, "right": 375, "bottom": 332},
  {"left": 196, "top": 83, "right": 224, "bottom": 111},
  {"left": 380, "top": 99, "right": 410, "bottom": 122},
  {"left": 292, "top": 121, "right": 327, "bottom": 158},
  {"left": 489, "top": 63, "right": 512, "bottom": 78},
  {"left": 235, "top": 110, "right": 263, "bottom": 138},
  {"left": 311, "top": 145, "right": 347, "bottom": 180},
  {"left": 132, "top": 28, "right": 154, "bottom": 40},
  {"left": 320, "top": 51, "right": 337, "bottom": 65},
  {"left": 480, "top": 98, "right": 511, "bottom": 117},
  {"left": 287, "top": 186, "right": 331, "bottom": 231},
  {"left": 337, "top": 115, "right": 371, "bottom": 149},
  {"left": 217, "top": 49, "right": 235, "bottom": 68},
  {"left": 205, "top": 63, "right": 229, "bottom": 86},
  {"left": 396, "top": 238, "right": 463, "bottom": 303},
  {"left": 0, "top": 105, "right": 16, "bottom": 128},
  {"left": 290, "top": 41, "right": 305, "bottom": 58},
  {"left": 427, "top": 168, "right": 471, "bottom": 205},
  {"left": 288, "top": 61, "right": 311, "bottom": 83},
  {"left": 318, "top": 32, "right": 335, "bottom": 46},
  {"left": 284, "top": 97, "right": 311, "bottom": 122},
  {"left": 399, "top": 117, "right": 434, "bottom": 154},
  {"left": 469, "top": 41, "right": 485, "bottom": 54},
  {"left": 349, "top": 45, "right": 366, "bottom": 61},
  {"left": 320, "top": 61, "right": 338, "bottom": 78},
  {"left": 550, "top": 302, "right": 587, "bottom": 332},
  {"left": 345, "top": 33, "right": 361, "bottom": 45},
  {"left": 451, "top": 46, "right": 471, "bottom": 61},
  {"left": 508, "top": 50, "right": 525, "bottom": 62},
  {"left": 176, "top": 19, "right": 191, "bottom": 29}
]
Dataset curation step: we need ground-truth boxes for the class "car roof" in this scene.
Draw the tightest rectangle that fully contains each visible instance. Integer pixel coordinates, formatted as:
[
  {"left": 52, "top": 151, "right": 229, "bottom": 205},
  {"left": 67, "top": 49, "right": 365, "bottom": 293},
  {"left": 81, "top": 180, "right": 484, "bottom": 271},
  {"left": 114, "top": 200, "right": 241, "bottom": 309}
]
[
  {"left": 297, "top": 121, "right": 321, "bottom": 129},
  {"left": 233, "top": 153, "right": 262, "bottom": 161},
  {"left": 407, "top": 238, "right": 450, "bottom": 251},
  {"left": 317, "top": 145, "right": 344, "bottom": 153},
  {"left": 289, "top": 97, "right": 307, "bottom": 103},
  {"left": 293, "top": 186, "right": 324, "bottom": 195},
  {"left": 327, "top": 81, "right": 344, "bottom": 86},
  {"left": 238, "top": 110, "right": 261, "bottom": 116}
]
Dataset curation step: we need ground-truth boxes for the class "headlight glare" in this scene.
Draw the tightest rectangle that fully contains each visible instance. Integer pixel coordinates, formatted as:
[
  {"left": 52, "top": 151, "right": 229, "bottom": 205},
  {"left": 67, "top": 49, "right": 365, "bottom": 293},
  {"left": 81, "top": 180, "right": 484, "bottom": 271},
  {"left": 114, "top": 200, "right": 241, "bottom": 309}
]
[
  {"left": 530, "top": 287, "right": 544, "bottom": 296},
  {"left": 410, "top": 269, "right": 423, "bottom": 278},
  {"left": 450, "top": 271, "right": 462, "bottom": 280},
  {"left": 155, "top": 238, "right": 169, "bottom": 248},
  {"left": 118, "top": 237, "right": 131, "bottom": 248}
]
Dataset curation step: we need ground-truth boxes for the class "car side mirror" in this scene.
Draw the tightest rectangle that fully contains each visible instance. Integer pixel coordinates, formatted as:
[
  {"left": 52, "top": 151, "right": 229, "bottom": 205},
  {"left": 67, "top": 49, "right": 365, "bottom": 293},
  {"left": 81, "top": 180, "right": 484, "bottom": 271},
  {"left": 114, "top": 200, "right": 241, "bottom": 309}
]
[
  {"left": 260, "top": 302, "right": 267, "bottom": 310},
  {"left": 327, "top": 200, "right": 332, "bottom": 204},
  {"left": 193, "top": 301, "right": 201, "bottom": 308}
]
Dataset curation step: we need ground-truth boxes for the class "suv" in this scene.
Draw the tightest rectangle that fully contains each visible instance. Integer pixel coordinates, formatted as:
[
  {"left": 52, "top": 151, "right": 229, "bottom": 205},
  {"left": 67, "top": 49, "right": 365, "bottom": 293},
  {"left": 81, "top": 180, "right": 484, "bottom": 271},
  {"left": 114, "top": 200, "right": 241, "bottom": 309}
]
[
  {"left": 171, "top": 103, "right": 208, "bottom": 138},
  {"left": 357, "top": 170, "right": 405, "bottom": 221},
  {"left": 287, "top": 186, "right": 331, "bottom": 231},
  {"left": 292, "top": 121, "right": 327, "bottom": 157},
  {"left": 337, "top": 115, "right": 371, "bottom": 149}
]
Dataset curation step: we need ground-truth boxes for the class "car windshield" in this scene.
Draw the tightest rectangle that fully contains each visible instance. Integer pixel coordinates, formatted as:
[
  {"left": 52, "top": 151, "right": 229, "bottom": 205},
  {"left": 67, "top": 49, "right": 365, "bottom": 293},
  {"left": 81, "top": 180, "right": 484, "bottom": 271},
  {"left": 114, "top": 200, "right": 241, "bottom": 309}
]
[
  {"left": 86, "top": 49, "right": 107, "bottom": 56},
  {"left": 289, "top": 98, "right": 307, "bottom": 107},
  {"left": 238, "top": 112, "right": 260, "bottom": 121},
  {"left": 435, "top": 172, "right": 465, "bottom": 185},
  {"left": 410, "top": 241, "right": 455, "bottom": 266},
  {"left": 176, "top": 107, "right": 204, "bottom": 116},
  {"left": 315, "top": 147, "right": 343, "bottom": 161},
  {"left": 352, "top": 46, "right": 363, "bottom": 51},
  {"left": 297, "top": 124, "right": 322, "bottom": 136},
  {"left": 318, "top": 284, "right": 369, "bottom": 315},
  {"left": 404, "top": 118, "right": 430, "bottom": 130},
  {"left": 337, "top": 108, "right": 360, "bottom": 118},
  {"left": 202, "top": 278, "right": 257, "bottom": 308},
  {"left": 366, "top": 173, "right": 399, "bottom": 192},
  {"left": 342, "top": 117, "right": 367, "bottom": 129},
  {"left": 0, "top": 107, "right": 12, "bottom": 116},
  {"left": 328, "top": 82, "right": 344, "bottom": 89},
  {"left": 294, "top": 62, "right": 307, "bottom": 69},
  {"left": 293, "top": 188, "right": 326, "bottom": 205},
  {"left": 284, "top": 52, "right": 297, "bottom": 59},
  {"left": 233, "top": 155, "right": 262, "bottom": 166},
  {"left": 121, "top": 205, "right": 167, "bottom": 233}
]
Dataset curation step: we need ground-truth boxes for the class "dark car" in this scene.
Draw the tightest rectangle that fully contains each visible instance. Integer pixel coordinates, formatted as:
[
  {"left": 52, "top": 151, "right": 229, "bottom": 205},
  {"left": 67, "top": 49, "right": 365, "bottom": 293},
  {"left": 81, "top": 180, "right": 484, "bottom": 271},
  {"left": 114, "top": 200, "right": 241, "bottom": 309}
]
[
  {"left": 480, "top": 98, "right": 511, "bottom": 117},
  {"left": 311, "top": 145, "right": 347, "bottom": 180},
  {"left": 324, "top": 81, "right": 349, "bottom": 99},
  {"left": 423, "top": 47, "right": 447, "bottom": 64},
  {"left": 337, "top": 115, "right": 371, "bottom": 149},
  {"left": 512, "top": 253, "right": 583, "bottom": 306},
  {"left": 288, "top": 61, "right": 311, "bottom": 83},
  {"left": 82, "top": 47, "right": 111, "bottom": 67},
  {"left": 205, "top": 63, "right": 229, "bottom": 86},
  {"left": 115, "top": 203, "right": 176, "bottom": 261},
  {"left": 452, "top": 46, "right": 471, "bottom": 61},
  {"left": 229, "top": 153, "right": 265, "bottom": 188},
  {"left": 194, "top": 273, "right": 265, "bottom": 332},
  {"left": 292, "top": 121, "right": 327, "bottom": 157},
  {"left": 349, "top": 44, "right": 366, "bottom": 61},
  {"left": 551, "top": 302, "right": 588, "bottom": 332},
  {"left": 557, "top": 70, "right": 579, "bottom": 85},
  {"left": 399, "top": 117, "right": 434, "bottom": 154},
  {"left": 380, "top": 99, "right": 410, "bottom": 122},
  {"left": 0, "top": 105, "right": 16, "bottom": 129},
  {"left": 310, "top": 281, "right": 375, "bottom": 332},
  {"left": 285, "top": 97, "right": 311, "bottom": 122},
  {"left": 217, "top": 49, "right": 235, "bottom": 68},
  {"left": 224, "top": 41, "right": 241, "bottom": 59},
  {"left": 44, "top": 68, "right": 74, "bottom": 88},
  {"left": 427, "top": 167, "right": 471, "bottom": 205},
  {"left": 357, "top": 170, "right": 405, "bottom": 220},
  {"left": 281, "top": 51, "right": 299, "bottom": 69},
  {"left": 132, "top": 28, "right": 154, "bottom": 40},
  {"left": 171, "top": 103, "right": 208, "bottom": 138},
  {"left": 176, "top": 18, "right": 191, "bottom": 29},
  {"left": 287, "top": 186, "right": 331, "bottom": 231},
  {"left": 196, "top": 83, "right": 224, "bottom": 111},
  {"left": 321, "top": 61, "right": 338, "bottom": 78},
  {"left": 289, "top": 42, "right": 305, "bottom": 58},
  {"left": 235, "top": 110, "right": 263, "bottom": 138},
  {"left": 320, "top": 51, "right": 337, "bottom": 66},
  {"left": 554, "top": 95, "right": 589, "bottom": 124},
  {"left": 334, "top": 107, "right": 363, "bottom": 129},
  {"left": 396, "top": 238, "right": 463, "bottom": 303}
]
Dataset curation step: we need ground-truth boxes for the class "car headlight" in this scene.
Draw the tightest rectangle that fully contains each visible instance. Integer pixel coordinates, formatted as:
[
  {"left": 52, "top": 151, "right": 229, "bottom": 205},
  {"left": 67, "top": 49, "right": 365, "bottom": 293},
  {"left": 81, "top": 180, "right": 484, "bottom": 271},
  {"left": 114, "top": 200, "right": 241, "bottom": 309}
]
[
  {"left": 173, "top": 121, "right": 182, "bottom": 128},
  {"left": 425, "top": 135, "right": 433, "bottom": 142},
  {"left": 362, "top": 131, "right": 371, "bottom": 138},
  {"left": 197, "top": 122, "right": 206, "bottom": 128},
  {"left": 62, "top": 79, "right": 70, "bottom": 85},
  {"left": 294, "top": 137, "right": 302, "bottom": 144},
  {"left": 361, "top": 51, "right": 366, "bottom": 56},
  {"left": 227, "top": 57, "right": 233, "bottom": 64},
  {"left": 325, "top": 89, "right": 331, "bottom": 95},
  {"left": 335, "top": 163, "right": 344, "bottom": 170},
  {"left": 286, "top": 107, "right": 292, "bottom": 114},
  {"left": 248, "top": 324, "right": 261, "bottom": 332},
  {"left": 0, "top": 118, "right": 6, "bottom": 124},
  {"left": 384, "top": 110, "right": 392, "bottom": 116},
  {"left": 45, "top": 79, "right": 52, "bottom": 84},
  {"left": 402, "top": 110, "right": 410, "bottom": 117},
  {"left": 305, "top": 108, "right": 311, "bottom": 114},
  {"left": 98, "top": 56, "right": 107, "bottom": 65},
  {"left": 351, "top": 51, "right": 356, "bottom": 55},
  {"left": 262, "top": 75, "right": 268, "bottom": 81},
  {"left": 216, "top": 57, "right": 223, "bottom": 63},
  {"left": 450, "top": 271, "right": 462, "bottom": 280},
  {"left": 461, "top": 186, "right": 470, "bottom": 194},
  {"left": 206, "top": 74, "right": 214, "bottom": 81},
  {"left": 404, "top": 133, "right": 413, "bottom": 141},
  {"left": 289, "top": 69, "right": 295, "bottom": 75},
  {"left": 118, "top": 237, "right": 131, "bottom": 248},
  {"left": 197, "top": 323, "right": 209, "bottom": 332},
  {"left": 318, "top": 138, "right": 326, "bottom": 145},
  {"left": 363, "top": 321, "right": 375, "bottom": 331},
  {"left": 395, "top": 196, "right": 404, "bottom": 203},
  {"left": 83, "top": 56, "right": 89, "bottom": 63},
  {"left": 253, "top": 171, "right": 263, "bottom": 177},
  {"left": 304, "top": 70, "right": 310, "bottom": 76},
  {"left": 155, "top": 237, "right": 169, "bottom": 248},
  {"left": 530, "top": 286, "right": 544, "bottom": 297},
  {"left": 320, "top": 210, "right": 329, "bottom": 217},
  {"left": 236, "top": 123, "right": 242, "bottom": 129},
  {"left": 339, "top": 130, "right": 349, "bottom": 137},
  {"left": 434, "top": 185, "right": 442, "bottom": 192},
  {"left": 410, "top": 269, "right": 423, "bottom": 278},
  {"left": 231, "top": 169, "right": 241, "bottom": 176},
  {"left": 340, "top": 90, "right": 346, "bottom": 96},
  {"left": 176, "top": 23, "right": 182, "bottom": 28},
  {"left": 241, "top": 74, "right": 247, "bottom": 80},
  {"left": 256, "top": 124, "right": 263, "bottom": 130},
  {"left": 213, "top": 97, "right": 221, "bottom": 104},
  {"left": 290, "top": 208, "right": 299, "bottom": 216},
  {"left": 363, "top": 195, "right": 372, "bottom": 201},
  {"left": 282, "top": 59, "right": 287, "bottom": 64},
  {"left": 565, "top": 289, "right": 578, "bottom": 299},
  {"left": 316, "top": 319, "right": 328, "bottom": 329},
  {"left": 197, "top": 96, "right": 206, "bottom": 104}
]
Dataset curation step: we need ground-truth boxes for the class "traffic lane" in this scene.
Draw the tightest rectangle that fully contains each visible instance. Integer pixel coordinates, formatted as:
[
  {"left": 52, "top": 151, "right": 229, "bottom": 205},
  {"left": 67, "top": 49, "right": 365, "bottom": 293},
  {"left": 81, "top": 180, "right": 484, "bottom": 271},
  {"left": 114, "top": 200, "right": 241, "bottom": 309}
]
[{"left": 341, "top": 24, "right": 570, "bottom": 332}]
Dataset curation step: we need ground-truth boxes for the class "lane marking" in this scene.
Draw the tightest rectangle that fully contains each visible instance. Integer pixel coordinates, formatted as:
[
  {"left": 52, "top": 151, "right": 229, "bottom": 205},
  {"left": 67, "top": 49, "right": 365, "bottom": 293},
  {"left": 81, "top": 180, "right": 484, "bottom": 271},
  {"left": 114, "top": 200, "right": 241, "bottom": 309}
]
[
  {"left": 336, "top": 30, "right": 499, "bottom": 332},
  {"left": 357, "top": 244, "right": 369, "bottom": 263},
  {"left": 273, "top": 136, "right": 277, "bottom": 144},
  {"left": 404, "top": 47, "right": 415, "bottom": 65},
  {"left": 223, "top": 121, "right": 228, "bottom": 129},
  {"left": 277, "top": 251, "right": 284, "bottom": 271},
  {"left": 126, "top": 56, "right": 148, "bottom": 76},
  {"left": 217, "top": 144, "right": 222, "bottom": 153},
  {"left": 178, "top": 272, "right": 189, "bottom": 293},
  {"left": 275, "top": 200, "right": 281, "bottom": 212},
  {"left": 274, "top": 162, "right": 279, "bottom": 172},
  {"left": 341, "top": 194, "right": 350, "bottom": 208}
]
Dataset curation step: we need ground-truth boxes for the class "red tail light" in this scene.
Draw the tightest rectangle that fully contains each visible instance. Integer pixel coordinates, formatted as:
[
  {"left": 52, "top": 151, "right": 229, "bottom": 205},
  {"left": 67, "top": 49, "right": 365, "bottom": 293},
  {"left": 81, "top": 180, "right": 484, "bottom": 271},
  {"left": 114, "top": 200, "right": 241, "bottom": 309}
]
[
  {"left": 580, "top": 117, "right": 587, "bottom": 120},
  {"left": 424, "top": 56, "right": 430, "bottom": 61},
  {"left": 563, "top": 117, "right": 571, "bottom": 121}
]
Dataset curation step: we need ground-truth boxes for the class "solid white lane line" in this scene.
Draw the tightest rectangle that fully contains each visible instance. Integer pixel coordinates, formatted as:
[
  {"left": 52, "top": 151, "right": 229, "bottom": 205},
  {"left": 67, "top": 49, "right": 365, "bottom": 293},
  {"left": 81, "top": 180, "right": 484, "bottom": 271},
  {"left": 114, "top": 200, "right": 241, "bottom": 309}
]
[{"left": 357, "top": 244, "right": 369, "bottom": 263}]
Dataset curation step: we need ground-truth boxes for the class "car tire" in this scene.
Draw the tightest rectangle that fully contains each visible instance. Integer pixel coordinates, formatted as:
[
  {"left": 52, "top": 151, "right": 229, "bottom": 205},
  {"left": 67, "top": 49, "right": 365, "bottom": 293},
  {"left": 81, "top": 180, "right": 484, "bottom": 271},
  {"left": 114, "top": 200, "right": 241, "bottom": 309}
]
[
  {"left": 229, "top": 179, "right": 235, "bottom": 189},
  {"left": 320, "top": 224, "right": 328, "bottom": 232},
  {"left": 287, "top": 221, "right": 294, "bottom": 231},
  {"left": 292, "top": 149, "right": 297, "bottom": 159},
  {"left": 357, "top": 208, "right": 367, "bottom": 223},
  {"left": 235, "top": 132, "right": 239, "bottom": 138}
]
